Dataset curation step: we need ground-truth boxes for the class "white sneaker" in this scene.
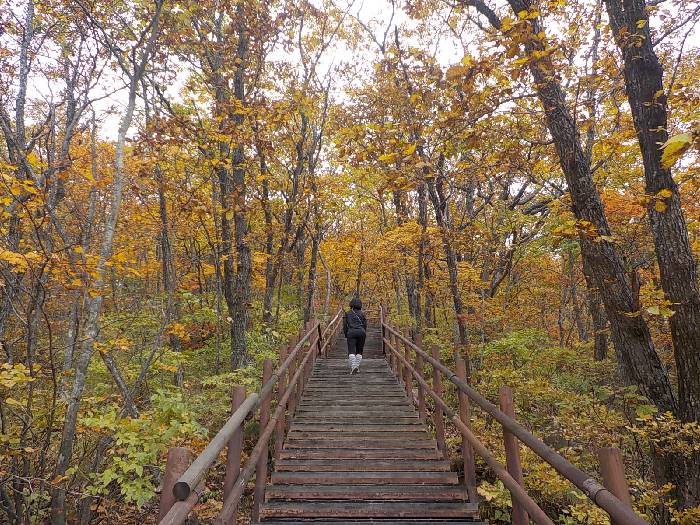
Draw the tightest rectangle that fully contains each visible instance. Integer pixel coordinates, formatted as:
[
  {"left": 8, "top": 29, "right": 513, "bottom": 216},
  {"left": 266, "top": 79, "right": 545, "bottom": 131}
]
[
  {"left": 352, "top": 354, "right": 361, "bottom": 374},
  {"left": 348, "top": 354, "right": 356, "bottom": 374}
]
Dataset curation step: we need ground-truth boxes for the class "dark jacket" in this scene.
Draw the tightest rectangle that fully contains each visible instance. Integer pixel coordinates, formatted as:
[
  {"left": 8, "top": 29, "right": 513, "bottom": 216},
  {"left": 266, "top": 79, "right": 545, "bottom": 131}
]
[{"left": 343, "top": 309, "right": 367, "bottom": 337}]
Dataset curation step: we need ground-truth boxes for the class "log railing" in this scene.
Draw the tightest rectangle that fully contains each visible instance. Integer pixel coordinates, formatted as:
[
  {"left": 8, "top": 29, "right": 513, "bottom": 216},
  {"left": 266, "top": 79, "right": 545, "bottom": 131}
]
[
  {"left": 157, "top": 308, "right": 344, "bottom": 524},
  {"left": 379, "top": 306, "right": 649, "bottom": 525}
]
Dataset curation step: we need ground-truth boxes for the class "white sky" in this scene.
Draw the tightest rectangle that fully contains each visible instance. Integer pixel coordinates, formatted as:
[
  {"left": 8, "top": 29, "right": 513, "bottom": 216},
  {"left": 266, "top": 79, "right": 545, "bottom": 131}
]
[{"left": 8, "top": 0, "right": 700, "bottom": 141}]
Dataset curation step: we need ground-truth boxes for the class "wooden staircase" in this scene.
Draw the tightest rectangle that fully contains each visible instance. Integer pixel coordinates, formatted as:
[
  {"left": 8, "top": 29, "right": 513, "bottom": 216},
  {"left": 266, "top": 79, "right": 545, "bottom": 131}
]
[
  {"left": 259, "top": 323, "right": 483, "bottom": 524},
  {"left": 158, "top": 311, "right": 647, "bottom": 525}
]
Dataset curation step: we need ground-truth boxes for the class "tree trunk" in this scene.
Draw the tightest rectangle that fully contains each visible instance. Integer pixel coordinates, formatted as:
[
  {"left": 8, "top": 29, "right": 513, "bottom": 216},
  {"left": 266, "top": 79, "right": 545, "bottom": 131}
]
[
  {"left": 605, "top": 0, "right": 700, "bottom": 506},
  {"left": 304, "top": 227, "right": 321, "bottom": 322},
  {"left": 393, "top": 190, "right": 418, "bottom": 322},
  {"left": 230, "top": 3, "right": 251, "bottom": 370},
  {"left": 568, "top": 248, "right": 588, "bottom": 343},
  {"left": 354, "top": 220, "right": 364, "bottom": 298},
  {"left": 426, "top": 176, "right": 469, "bottom": 346},
  {"left": 0, "top": 0, "right": 33, "bottom": 351},
  {"left": 605, "top": 0, "right": 700, "bottom": 427},
  {"left": 260, "top": 158, "right": 275, "bottom": 325},
  {"left": 156, "top": 165, "right": 182, "bottom": 385},
  {"left": 50, "top": 5, "right": 163, "bottom": 522},
  {"left": 497, "top": 0, "right": 676, "bottom": 415},
  {"left": 415, "top": 183, "right": 428, "bottom": 334},
  {"left": 318, "top": 248, "right": 332, "bottom": 318},
  {"left": 581, "top": 255, "right": 609, "bottom": 360}
]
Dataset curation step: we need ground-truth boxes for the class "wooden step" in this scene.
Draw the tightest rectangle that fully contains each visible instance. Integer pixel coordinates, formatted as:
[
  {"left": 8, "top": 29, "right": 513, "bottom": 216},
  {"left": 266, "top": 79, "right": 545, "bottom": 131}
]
[
  {"left": 271, "top": 471, "right": 459, "bottom": 485},
  {"left": 275, "top": 459, "right": 451, "bottom": 472},
  {"left": 261, "top": 330, "right": 483, "bottom": 524},
  {"left": 286, "top": 430, "right": 435, "bottom": 440},
  {"left": 299, "top": 396, "right": 409, "bottom": 403},
  {"left": 278, "top": 448, "right": 441, "bottom": 460},
  {"left": 265, "top": 484, "right": 468, "bottom": 501},
  {"left": 284, "top": 438, "right": 436, "bottom": 449},
  {"left": 302, "top": 384, "right": 400, "bottom": 390},
  {"left": 260, "top": 501, "right": 480, "bottom": 520},
  {"left": 290, "top": 423, "right": 425, "bottom": 432},
  {"left": 294, "top": 408, "right": 417, "bottom": 416},
  {"left": 291, "top": 417, "right": 421, "bottom": 425},
  {"left": 260, "top": 521, "right": 486, "bottom": 524},
  {"left": 309, "top": 375, "right": 396, "bottom": 380},
  {"left": 298, "top": 399, "right": 411, "bottom": 406}
]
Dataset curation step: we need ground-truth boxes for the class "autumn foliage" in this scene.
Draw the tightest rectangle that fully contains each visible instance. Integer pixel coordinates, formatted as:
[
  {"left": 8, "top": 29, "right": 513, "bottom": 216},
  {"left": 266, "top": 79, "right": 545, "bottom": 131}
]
[{"left": 1, "top": 0, "right": 699, "bottom": 523}]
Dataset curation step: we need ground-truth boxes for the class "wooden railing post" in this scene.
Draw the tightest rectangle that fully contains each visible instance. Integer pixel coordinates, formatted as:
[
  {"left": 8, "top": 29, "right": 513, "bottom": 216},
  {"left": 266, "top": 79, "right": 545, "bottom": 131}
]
[
  {"left": 274, "top": 345, "right": 289, "bottom": 461},
  {"left": 499, "top": 386, "right": 528, "bottom": 525},
  {"left": 316, "top": 322, "right": 323, "bottom": 357},
  {"left": 392, "top": 327, "right": 400, "bottom": 378},
  {"left": 456, "top": 357, "right": 477, "bottom": 501},
  {"left": 598, "top": 447, "right": 633, "bottom": 525},
  {"left": 380, "top": 306, "right": 385, "bottom": 355},
  {"left": 430, "top": 345, "right": 447, "bottom": 456},
  {"left": 404, "top": 333, "right": 413, "bottom": 399},
  {"left": 303, "top": 322, "right": 313, "bottom": 387},
  {"left": 414, "top": 334, "right": 427, "bottom": 421},
  {"left": 253, "top": 359, "right": 273, "bottom": 523},
  {"left": 286, "top": 335, "right": 300, "bottom": 430},
  {"left": 223, "top": 385, "right": 246, "bottom": 502},
  {"left": 158, "top": 447, "right": 193, "bottom": 521}
]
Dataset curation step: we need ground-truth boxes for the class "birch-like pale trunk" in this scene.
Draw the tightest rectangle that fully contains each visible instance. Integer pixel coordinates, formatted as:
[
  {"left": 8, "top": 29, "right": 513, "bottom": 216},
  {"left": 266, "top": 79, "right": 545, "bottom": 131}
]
[{"left": 50, "top": 4, "right": 164, "bottom": 522}]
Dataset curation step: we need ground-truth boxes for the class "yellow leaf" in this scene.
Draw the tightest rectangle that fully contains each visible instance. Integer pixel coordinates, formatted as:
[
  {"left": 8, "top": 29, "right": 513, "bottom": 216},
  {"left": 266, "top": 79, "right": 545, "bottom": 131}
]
[
  {"left": 0, "top": 249, "right": 28, "bottom": 271},
  {"left": 636, "top": 19, "right": 647, "bottom": 28},
  {"left": 402, "top": 144, "right": 417, "bottom": 156},
  {"left": 654, "top": 200, "right": 667, "bottom": 212},
  {"left": 656, "top": 189, "right": 672, "bottom": 198},
  {"left": 660, "top": 133, "right": 692, "bottom": 169},
  {"left": 446, "top": 65, "right": 468, "bottom": 82}
]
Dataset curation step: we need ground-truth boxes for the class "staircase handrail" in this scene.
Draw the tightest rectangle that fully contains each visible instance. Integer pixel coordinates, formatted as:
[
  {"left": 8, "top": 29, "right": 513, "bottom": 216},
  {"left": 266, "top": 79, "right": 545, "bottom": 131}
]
[
  {"left": 381, "top": 318, "right": 650, "bottom": 525},
  {"left": 158, "top": 308, "right": 344, "bottom": 524}
]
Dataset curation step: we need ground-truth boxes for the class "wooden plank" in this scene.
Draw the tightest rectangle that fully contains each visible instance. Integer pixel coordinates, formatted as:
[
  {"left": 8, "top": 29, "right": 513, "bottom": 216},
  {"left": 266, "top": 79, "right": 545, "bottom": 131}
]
[
  {"left": 286, "top": 430, "right": 436, "bottom": 440},
  {"left": 298, "top": 399, "right": 411, "bottom": 406},
  {"left": 291, "top": 417, "right": 421, "bottom": 425},
  {"left": 265, "top": 484, "right": 468, "bottom": 501},
  {"left": 309, "top": 376, "right": 396, "bottom": 380},
  {"left": 301, "top": 388, "right": 405, "bottom": 393},
  {"left": 294, "top": 408, "right": 417, "bottom": 415},
  {"left": 300, "top": 395, "right": 408, "bottom": 401},
  {"left": 274, "top": 459, "right": 452, "bottom": 472},
  {"left": 283, "top": 438, "right": 436, "bottom": 449},
  {"left": 278, "top": 448, "right": 442, "bottom": 460},
  {"left": 260, "top": 501, "right": 480, "bottom": 519},
  {"left": 290, "top": 423, "right": 425, "bottom": 432},
  {"left": 270, "top": 470, "right": 459, "bottom": 485},
  {"left": 259, "top": 521, "right": 487, "bottom": 525}
]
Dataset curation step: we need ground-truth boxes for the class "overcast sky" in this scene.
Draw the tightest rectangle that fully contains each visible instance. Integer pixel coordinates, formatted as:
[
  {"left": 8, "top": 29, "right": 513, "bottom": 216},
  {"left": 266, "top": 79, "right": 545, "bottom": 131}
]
[{"left": 12, "top": 0, "right": 700, "bottom": 140}]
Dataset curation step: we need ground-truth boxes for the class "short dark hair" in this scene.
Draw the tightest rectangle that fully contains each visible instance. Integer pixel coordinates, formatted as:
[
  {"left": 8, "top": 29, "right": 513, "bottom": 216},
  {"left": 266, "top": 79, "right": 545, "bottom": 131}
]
[{"left": 350, "top": 297, "right": 362, "bottom": 310}]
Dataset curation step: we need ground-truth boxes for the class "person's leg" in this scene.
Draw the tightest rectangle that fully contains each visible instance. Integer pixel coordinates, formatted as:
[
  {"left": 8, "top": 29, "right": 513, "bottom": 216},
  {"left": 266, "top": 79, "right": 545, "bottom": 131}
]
[
  {"left": 347, "top": 336, "right": 357, "bottom": 372},
  {"left": 355, "top": 333, "right": 366, "bottom": 371},
  {"left": 356, "top": 333, "right": 366, "bottom": 355}
]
